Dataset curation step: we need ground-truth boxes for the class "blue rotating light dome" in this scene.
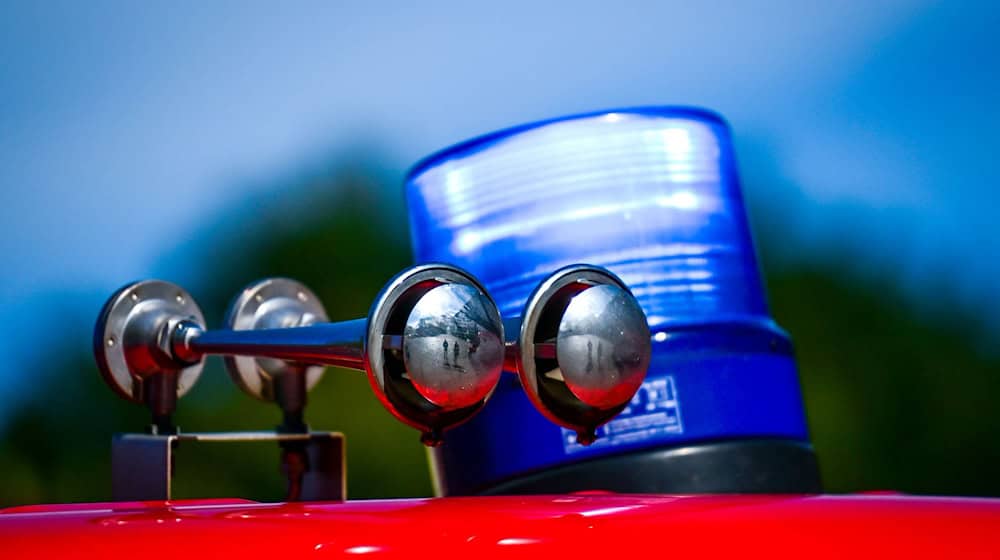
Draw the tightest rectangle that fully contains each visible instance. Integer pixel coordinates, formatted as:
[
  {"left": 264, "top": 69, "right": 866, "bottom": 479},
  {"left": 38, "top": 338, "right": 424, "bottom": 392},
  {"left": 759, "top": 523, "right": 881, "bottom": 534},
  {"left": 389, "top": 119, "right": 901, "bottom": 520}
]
[{"left": 406, "top": 107, "right": 815, "bottom": 495}]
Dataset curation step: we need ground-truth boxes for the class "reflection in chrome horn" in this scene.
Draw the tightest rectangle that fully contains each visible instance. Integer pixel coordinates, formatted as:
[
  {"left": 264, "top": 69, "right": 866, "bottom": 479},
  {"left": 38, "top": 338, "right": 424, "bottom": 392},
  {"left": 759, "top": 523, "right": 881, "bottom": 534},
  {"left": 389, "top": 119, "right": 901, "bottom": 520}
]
[{"left": 504, "top": 265, "right": 652, "bottom": 445}]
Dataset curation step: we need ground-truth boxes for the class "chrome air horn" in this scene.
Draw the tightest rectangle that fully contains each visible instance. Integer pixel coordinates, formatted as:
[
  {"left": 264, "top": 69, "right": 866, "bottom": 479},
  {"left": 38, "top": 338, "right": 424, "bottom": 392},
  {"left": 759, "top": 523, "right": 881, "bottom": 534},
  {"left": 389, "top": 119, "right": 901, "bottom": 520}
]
[
  {"left": 94, "top": 280, "right": 206, "bottom": 435},
  {"left": 92, "top": 263, "right": 647, "bottom": 500},
  {"left": 94, "top": 264, "right": 506, "bottom": 445},
  {"left": 504, "top": 265, "right": 651, "bottom": 445}
]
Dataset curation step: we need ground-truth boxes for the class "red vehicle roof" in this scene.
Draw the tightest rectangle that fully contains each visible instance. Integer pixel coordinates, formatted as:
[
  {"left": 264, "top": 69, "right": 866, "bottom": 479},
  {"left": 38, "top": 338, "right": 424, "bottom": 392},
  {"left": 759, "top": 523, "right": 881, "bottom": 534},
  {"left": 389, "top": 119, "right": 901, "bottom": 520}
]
[{"left": 2, "top": 493, "right": 998, "bottom": 559}]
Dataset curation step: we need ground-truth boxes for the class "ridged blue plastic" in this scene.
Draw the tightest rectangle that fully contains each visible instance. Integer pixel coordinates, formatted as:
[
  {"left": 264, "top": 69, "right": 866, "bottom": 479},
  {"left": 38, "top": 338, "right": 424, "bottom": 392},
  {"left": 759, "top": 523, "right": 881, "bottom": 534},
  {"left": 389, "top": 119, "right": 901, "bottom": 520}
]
[{"left": 405, "top": 107, "right": 808, "bottom": 494}]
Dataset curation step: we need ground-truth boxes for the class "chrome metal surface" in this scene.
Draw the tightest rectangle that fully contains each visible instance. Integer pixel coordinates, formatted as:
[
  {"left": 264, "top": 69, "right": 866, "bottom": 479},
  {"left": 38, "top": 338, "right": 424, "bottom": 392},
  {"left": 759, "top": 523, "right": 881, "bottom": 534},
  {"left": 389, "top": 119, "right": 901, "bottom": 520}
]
[
  {"left": 93, "top": 280, "right": 205, "bottom": 425},
  {"left": 179, "top": 319, "right": 367, "bottom": 369},
  {"left": 556, "top": 283, "right": 650, "bottom": 408},
  {"left": 222, "top": 278, "right": 329, "bottom": 404},
  {"left": 111, "top": 431, "right": 345, "bottom": 501},
  {"left": 402, "top": 283, "right": 505, "bottom": 409},
  {"left": 367, "top": 264, "right": 505, "bottom": 444},
  {"left": 511, "top": 265, "right": 651, "bottom": 444}
]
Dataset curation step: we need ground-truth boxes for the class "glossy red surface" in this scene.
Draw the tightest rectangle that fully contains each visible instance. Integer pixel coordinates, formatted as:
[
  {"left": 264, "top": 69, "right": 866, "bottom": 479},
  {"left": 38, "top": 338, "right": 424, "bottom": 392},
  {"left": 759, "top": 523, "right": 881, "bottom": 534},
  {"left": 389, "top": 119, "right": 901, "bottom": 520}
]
[{"left": 2, "top": 494, "right": 998, "bottom": 559}]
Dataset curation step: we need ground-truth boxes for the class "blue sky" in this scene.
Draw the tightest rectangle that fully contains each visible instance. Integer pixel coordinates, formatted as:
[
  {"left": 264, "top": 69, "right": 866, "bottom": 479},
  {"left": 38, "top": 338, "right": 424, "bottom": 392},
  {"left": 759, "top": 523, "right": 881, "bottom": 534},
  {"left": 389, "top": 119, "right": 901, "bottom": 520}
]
[{"left": 1, "top": 0, "right": 998, "bottom": 411}]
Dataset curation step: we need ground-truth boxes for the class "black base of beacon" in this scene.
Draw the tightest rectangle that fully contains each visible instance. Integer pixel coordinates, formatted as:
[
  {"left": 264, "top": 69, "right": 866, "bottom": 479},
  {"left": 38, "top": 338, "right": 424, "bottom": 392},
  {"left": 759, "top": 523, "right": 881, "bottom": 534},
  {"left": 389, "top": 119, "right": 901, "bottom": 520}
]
[{"left": 478, "top": 439, "right": 822, "bottom": 495}]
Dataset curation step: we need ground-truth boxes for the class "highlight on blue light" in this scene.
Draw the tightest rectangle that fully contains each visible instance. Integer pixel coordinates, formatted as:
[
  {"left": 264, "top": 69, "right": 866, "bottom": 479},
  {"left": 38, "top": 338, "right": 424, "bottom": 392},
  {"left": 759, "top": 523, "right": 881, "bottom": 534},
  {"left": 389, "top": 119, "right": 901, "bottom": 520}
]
[{"left": 406, "top": 107, "right": 768, "bottom": 329}]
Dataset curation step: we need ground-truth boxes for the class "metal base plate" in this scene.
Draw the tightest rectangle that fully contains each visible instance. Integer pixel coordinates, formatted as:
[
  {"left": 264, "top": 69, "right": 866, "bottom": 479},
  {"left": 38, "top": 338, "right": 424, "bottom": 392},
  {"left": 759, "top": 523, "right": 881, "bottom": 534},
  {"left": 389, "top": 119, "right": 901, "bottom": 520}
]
[
  {"left": 94, "top": 280, "right": 205, "bottom": 403},
  {"left": 224, "top": 278, "right": 329, "bottom": 401}
]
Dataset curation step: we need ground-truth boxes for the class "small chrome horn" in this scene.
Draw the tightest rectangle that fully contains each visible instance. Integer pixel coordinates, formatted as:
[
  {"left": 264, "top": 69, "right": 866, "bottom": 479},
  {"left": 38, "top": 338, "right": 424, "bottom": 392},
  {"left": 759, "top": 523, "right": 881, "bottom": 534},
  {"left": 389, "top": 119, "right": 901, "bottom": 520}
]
[
  {"left": 219, "top": 277, "right": 329, "bottom": 433},
  {"left": 507, "top": 265, "right": 651, "bottom": 444},
  {"left": 94, "top": 280, "right": 206, "bottom": 434}
]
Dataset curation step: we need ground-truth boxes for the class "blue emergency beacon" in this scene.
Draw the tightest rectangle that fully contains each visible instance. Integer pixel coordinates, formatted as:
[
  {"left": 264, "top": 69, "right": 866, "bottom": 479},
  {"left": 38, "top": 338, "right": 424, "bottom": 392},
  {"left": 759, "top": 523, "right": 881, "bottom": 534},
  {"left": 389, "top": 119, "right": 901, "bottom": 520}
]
[{"left": 406, "top": 107, "right": 820, "bottom": 494}]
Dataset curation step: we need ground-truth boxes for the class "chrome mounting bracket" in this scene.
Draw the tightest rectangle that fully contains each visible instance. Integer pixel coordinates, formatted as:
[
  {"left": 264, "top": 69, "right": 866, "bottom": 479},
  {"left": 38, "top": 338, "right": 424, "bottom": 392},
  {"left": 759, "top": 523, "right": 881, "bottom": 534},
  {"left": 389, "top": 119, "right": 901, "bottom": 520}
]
[{"left": 111, "top": 430, "right": 345, "bottom": 502}]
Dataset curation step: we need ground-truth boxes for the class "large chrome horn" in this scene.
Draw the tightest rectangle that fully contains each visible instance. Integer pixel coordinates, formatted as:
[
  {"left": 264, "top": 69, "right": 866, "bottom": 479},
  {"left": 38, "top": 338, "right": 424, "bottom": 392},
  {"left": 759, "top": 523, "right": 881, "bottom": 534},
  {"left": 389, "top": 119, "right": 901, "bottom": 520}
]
[
  {"left": 506, "top": 265, "right": 651, "bottom": 444},
  {"left": 94, "top": 265, "right": 506, "bottom": 445}
]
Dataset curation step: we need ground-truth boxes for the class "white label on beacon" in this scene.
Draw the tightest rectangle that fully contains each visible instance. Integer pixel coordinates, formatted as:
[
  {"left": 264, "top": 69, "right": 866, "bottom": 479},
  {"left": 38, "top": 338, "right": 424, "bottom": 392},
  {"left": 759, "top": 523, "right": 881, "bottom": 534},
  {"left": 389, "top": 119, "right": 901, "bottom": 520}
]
[{"left": 562, "top": 375, "right": 683, "bottom": 454}]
